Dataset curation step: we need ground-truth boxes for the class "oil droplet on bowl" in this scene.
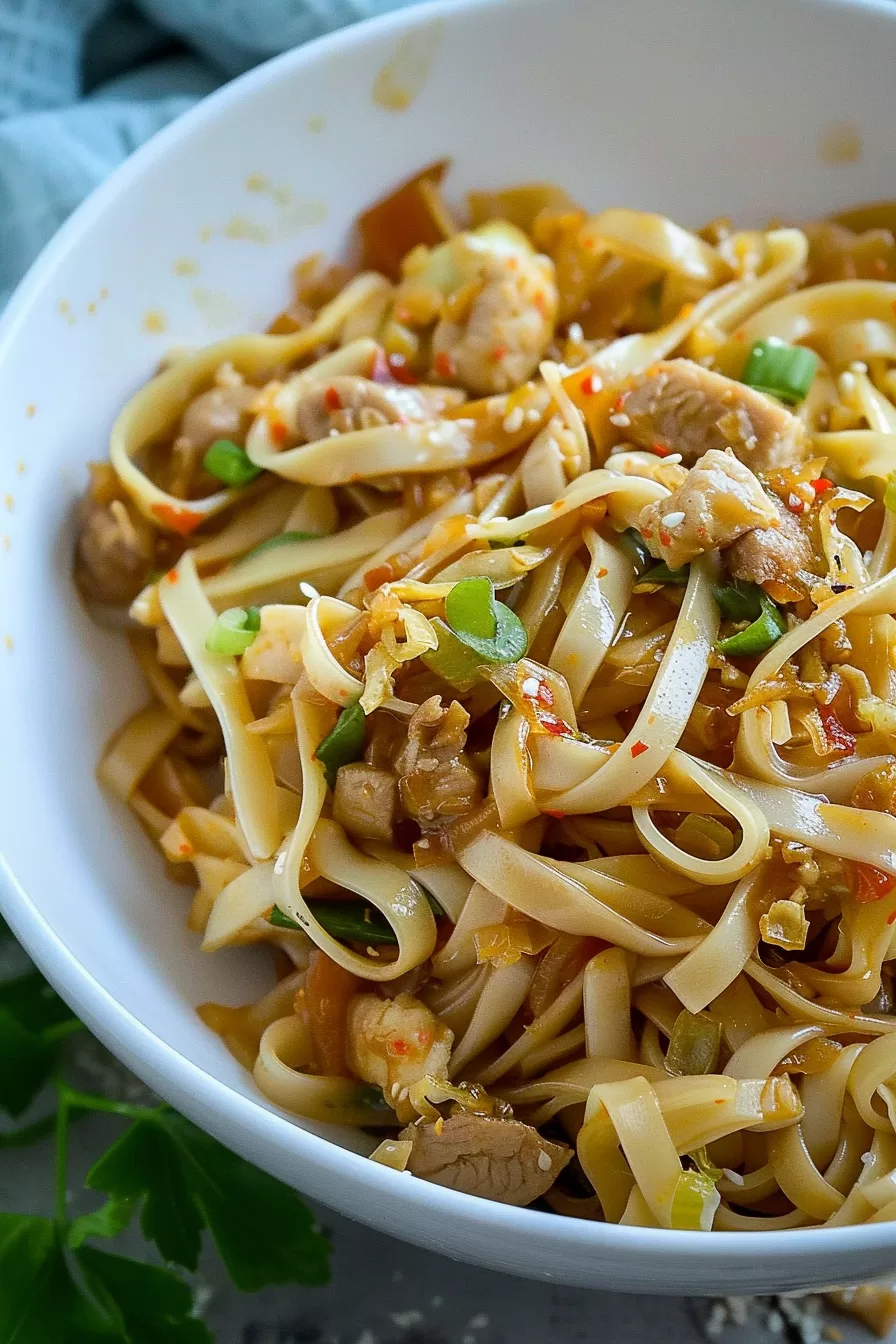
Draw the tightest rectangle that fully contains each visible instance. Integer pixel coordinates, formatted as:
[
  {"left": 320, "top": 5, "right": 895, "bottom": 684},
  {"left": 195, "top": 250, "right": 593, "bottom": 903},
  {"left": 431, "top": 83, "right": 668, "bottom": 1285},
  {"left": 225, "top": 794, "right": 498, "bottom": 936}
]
[
  {"left": 173, "top": 257, "right": 199, "bottom": 277},
  {"left": 25, "top": 404, "right": 36, "bottom": 418},
  {"left": 198, "top": 226, "right": 214, "bottom": 243},
  {"left": 224, "top": 215, "right": 269, "bottom": 243},
  {"left": 821, "top": 122, "right": 862, "bottom": 165},
  {"left": 143, "top": 310, "right": 168, "bottom": 333},
  {"left": 99, "top": 287, "right": 109, "bottom": 300},
  {"left": 307, "top": 115, "right": 326, "bottom": 133},
  {"left": 245, "top": 172, "right": 268, "bottom": 192},
  {"left": 3, "top": 635, "right": 13, "bottom": 653},
  {"left": 87, "top": 301, "right": 96, "bottom": 315},
  {"left": 191, "top": 287, "right": 244, "bottom": 328},
  {"left": 372, "top": 21, "right": 443, "bottom": 111},
  {"left": 16, "top": 462, "right": 25, "bottom": 475},
  {"left": 4, "top": 494, "right": 13, "bottom": 512}
]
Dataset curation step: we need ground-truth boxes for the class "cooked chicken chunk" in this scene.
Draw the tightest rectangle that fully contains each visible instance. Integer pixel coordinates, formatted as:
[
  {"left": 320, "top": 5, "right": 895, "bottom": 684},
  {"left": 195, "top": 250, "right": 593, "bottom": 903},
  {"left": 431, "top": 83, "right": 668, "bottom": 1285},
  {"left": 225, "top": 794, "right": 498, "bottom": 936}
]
[
  {"left": 293, "top": 376, "right": 462, "bottom": 444},
  {"left": 638, "top": 448, "right": 779, "bottom": 569},
  {"left": 347, "top": 993, "right": 453, "bottom": 1121},
  {"left": 399, "top": 1112, "right": 571, "bottom": 1206},
  {"left": 619, "top": 359, "right": 807, "bottom": 471},
  {"left": 727, "top": 493, "right": 821, "bottom": 601},
  {"left": 332, "top": 762, "right": 398, "bottom": 842},
  {"left": 179, "top": 382, "right": 259, "bottom": 451},
  {"left": 395, "top": 696, "right": 482, "bottom": 824},
  {"left": 75, "top": 495, "right": 156, "bottom": 604}
]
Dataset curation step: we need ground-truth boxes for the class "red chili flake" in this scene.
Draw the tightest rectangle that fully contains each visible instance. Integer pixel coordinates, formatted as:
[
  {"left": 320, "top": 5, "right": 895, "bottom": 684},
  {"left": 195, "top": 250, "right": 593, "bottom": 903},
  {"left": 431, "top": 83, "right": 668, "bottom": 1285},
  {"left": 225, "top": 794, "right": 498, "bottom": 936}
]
[
  {"left": 810, "top": 478, "right": 833, "bottom": 495},
  {"left": 659, "top": 528, "right": 672, "bottom": 546},
  {"left": 533, "top": 291, "right": 548, "bottom": 315},
  {"left": 612, "top": 394, "right": 627, "bottom": 414},
  {"left": 543, "top": 809, "right": 566, "bottom": 819},
  {"left": 733, "top": 330, "right": 745, "bottom": 343},
  {"left": 818, "top": 703, "right": 856, "bottom": 756},
  {"left": 597, "top": 567, "right": 608, "bottom": 579},
  {"left": 324, "top": 385, "right": 341, "bottom": 411},
  {"left": 415, "top": 1028, "right": 432, "bottom": 1047},
  {"left": 390, "top": 1038, "right": 410, "bottom": 1056},
  {"left": 269, "top": 419, "right": 288, "bottom": 446},
  {"left": 150, "top": 502, "right": 202, "bottom": 536},
  {"left": 580, "top": 374, "right": 596, "bottom": 396},
  {"left": 535, "top": 682, "right": 554, "bottom": 707},
  {"left": 433, "top": 351, "right": 455, "bottom": 378},
  {"left": 538, "top": 713, "right": 570, "bottom": 736},
  {"left": 641, "top": 526, "right": 654, "bottom": 540},
  {"left": 491, "top": 345, "right": 509, "bottom": 363},
  {"left": 887, "top": 909, "right": 896, "bottom": 925},
  {"left": 178, "top": 842, "right": 193, "bottom": 856},
  {"left": 651, "top": 442, "right": 670, "bottom": 457},
  {"left": 387, "top": 353, "right": 419, "bottom": 385},
  {"left": 164, "top": 567, "right": 179, "bottom": 584},
  {"left": 854, "top": 862, "right": 896, "bottom": 904},
  {"left": 630, "top": 740, "right": 649, "bottom": 758},
  {"left": 364, "top": 562, "right": 393, "bottom": 591},
  {"left": 785, "top": 492, "right": 804, "bottom": 515}
]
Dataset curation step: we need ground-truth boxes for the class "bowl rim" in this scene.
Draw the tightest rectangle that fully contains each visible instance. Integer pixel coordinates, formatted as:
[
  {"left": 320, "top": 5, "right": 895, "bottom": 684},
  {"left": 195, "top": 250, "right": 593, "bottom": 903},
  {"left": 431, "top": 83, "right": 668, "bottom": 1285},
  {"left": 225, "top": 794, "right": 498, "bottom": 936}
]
[{"left": 2, "top": 0, "right": 896, "bottom": 1266}]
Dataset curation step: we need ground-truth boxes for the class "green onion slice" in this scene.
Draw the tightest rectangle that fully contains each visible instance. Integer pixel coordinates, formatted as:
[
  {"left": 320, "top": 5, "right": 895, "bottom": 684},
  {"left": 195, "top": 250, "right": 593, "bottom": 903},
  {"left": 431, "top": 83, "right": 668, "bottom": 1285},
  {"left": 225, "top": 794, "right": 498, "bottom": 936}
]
[
  {"left": 711, "top": 579, "right": 764, "bottom": 622},
  {"left": 665, "top": 1009, "right": 722, "bottom": 1077},
  {"left": 202, "top": 438, "right": 263, "bottom": 486},
  {"left": 314, "top": 702, "right": 366, "bottom": 788},
  {"left": 740, "top": 338, "right": 818, "bottom": 405},
  {"left": 244, "top": 530, "right": 320, "bottom": 560},
  {"left": 640, "top": 561, "right": 690, "bottom": 586},
  {"left": 715, "top": 593, "right": 786, "bottom": 657},
  {"left": 618, "top": 528, "right": 652, "bottom": 577},
  {"left": 205, "top": 606, "right": 261, "bottom": 656},
  {"left": 670, "top": 1170, "right": 721, "bottom": 1231},
  {"left": 423, "top": 578, "right": 528, "bottom": 689},
  {"left": 269, "top": 900, "right": 396, "bottom": 945},
  {"left": 884, "top": 471, "right": 896, "bottom": 516}
]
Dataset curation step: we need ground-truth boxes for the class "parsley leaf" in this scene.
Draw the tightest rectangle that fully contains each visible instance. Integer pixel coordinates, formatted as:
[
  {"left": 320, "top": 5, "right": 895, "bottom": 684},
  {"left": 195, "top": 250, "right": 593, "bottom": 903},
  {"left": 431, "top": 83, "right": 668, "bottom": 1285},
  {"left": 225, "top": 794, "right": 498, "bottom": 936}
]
[
  {"left": 75, "top": 1245, "right": 212, "bottom": 1344},
  {"left": 87, "top": 1111, "right": 330, "bottom": 1289},
  {"left": 0, "top": 1215, "right": 109, "bottom": 1343},
  {"left": 68, "top": 1193, "right": 137, "bottom": 1250},
  {"left": 0, "top": 973, "right": 81, "bottom": 1117}
]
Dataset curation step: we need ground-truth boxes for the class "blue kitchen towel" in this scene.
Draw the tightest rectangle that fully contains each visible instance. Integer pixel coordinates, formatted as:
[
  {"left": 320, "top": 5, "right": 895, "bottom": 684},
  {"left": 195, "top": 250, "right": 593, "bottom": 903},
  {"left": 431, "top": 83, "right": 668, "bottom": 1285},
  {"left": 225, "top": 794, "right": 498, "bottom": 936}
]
[{"left": 0, "top": 0, "right": 422, "bottom": 307}]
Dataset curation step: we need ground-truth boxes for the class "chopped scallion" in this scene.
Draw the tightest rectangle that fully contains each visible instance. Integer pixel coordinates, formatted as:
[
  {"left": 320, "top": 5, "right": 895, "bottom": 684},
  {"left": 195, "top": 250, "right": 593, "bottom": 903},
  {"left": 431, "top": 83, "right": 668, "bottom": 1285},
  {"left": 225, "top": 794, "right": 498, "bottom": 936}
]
[
  {"left": 711, "top": 579, "right": 764, "bottom": 622},
  {"left": 885, "top": 470, "right": 896, "bottom": 516},
  {"left": 244, "top": 530, "right": 320, "bottom": 560},
  {"left": 205, "top": 606, "right": 261, "bottom": 656},
  {"left": 740, "top": 338, "right": 818, "bottom": 405},
  {"left": 665, "top": 1009, "right": 722, "bottom": 1076},
  {"left": 618, "top": 528, "right": 652, "bottom": 577},
  {"left": 423, "top": 577, "right": 527, "bottom": 688},
  {"left": 314, "top": 702, "right": 366, "bottom": 788},
  {"left": 715, "top": 592, "right": 786, "bottom": 657},
  {"left": 202, "top": 438, "right": 262, "bottom": 486},
  {"left": 269, "top": 900, "right": 397, "bottom": 945},
  {"left": 640, "top": 561, "right": 689, "bottom": 586},
  {"left": 670, "top": 1169, "right": 720, "bottom": 1231}
]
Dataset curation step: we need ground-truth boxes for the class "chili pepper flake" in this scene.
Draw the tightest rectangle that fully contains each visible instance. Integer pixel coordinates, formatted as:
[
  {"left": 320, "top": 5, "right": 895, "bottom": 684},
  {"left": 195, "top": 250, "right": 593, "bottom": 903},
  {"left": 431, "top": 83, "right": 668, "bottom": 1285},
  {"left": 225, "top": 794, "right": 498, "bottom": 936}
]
[
  {"left": 543, "top": 809, "right": 566, "bottom": 819},
  {"left": 659, "top": 528, "right": 672, "bottom": 547},
  {"left": 387, "top": 353, "right": 418, "bottom": 385},
  {"left": 433, "top": 351, "right": 455, "bottom": 378},
  {"left": 810, "top": 478, "right": 833, "bottom": 494},
  {"left": 364, "top": 562, "right": 394, "bottom": 591},
  {"left": 630, "top": 740, "right": 649, "bottom": 758},
  {"left": 389, "top": 1038, "right": 410, "bottom": 1056},
  {"left": 854, "top": 862, "right": 895, "bottom": 904},
  {"left": 538, "top": 713, "right": 570, "bottom": 736},
  {"left": 818, "top": 703, "right": 856, "bottom": 756},
  {"left": 151, "top": 502, "right": 203, "bottom": 535},
  {"left": 597, "top": 567, "right": 608, "bottom": 579},
  {"left": 651, "top": 442, "right": 671, "bottom": 457},
  {"left": 269, "top": 419, "right": 288, "bottom": 446},
  {"left": 324, "top": 385, "right": 341, "bottom": 411},
  {"left": 612, "top": 393, "right": 627, "bottom": 414},
  {"left": 164, "top": 567, "right": 179, "bottom": 584},
  {"left": 786, "top": 492, "right": 804, "bottom": 514},
  {"left": 491, "top": 345, "right": 509, "bottom": 363}
]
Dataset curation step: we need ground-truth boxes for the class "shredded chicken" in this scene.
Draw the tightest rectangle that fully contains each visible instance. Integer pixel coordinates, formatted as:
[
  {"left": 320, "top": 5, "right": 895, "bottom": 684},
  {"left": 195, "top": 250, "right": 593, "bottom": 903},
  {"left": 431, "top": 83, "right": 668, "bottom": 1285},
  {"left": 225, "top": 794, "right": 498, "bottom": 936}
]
[
  {"left": 179, "top": 382, "right": 259, "bottom": 451},
  {"left": 347, "top": 993, "right": 453, "bottom": 1122},
  {"left": 293, "top": 375, "right": 463, "bottom": 444},
  {"left": 395, "top": 696, "right": 483, "bottom": 824},
  {"left": 75, "top": 470, "right": 156, "bottom": 604},
  {"left": 619, "top": 359, "right": 807, "bottom": 471},
  {"left": 638, "top": 448, "right": 779, "bottom": 569},
  {"left": 429, "top": 236, "right": 558, "bottom": 395},
  {"left": 399, "top": 1112, "right": 571, "bottom": 1205},
  {"left": 332, "top": 762, "right": 398, "bottom": 842},
  {"left": 727, "top": 493, "right": 821, "bottom": 600}
]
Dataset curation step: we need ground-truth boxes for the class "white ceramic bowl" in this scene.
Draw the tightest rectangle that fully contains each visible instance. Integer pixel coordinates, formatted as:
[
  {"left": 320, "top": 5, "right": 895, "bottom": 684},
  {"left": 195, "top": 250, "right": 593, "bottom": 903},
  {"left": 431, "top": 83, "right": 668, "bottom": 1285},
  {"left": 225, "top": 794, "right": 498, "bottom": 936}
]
[{"left": 4, "top": 0, "right": 896, "bottom": 1295}]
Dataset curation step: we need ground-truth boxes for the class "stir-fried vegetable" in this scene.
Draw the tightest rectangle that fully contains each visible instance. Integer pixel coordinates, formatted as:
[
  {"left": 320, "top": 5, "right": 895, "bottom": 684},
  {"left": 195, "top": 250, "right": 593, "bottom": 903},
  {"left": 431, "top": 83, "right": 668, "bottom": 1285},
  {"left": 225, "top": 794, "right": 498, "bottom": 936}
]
[
  {"left": 205, "top": 606, "right": 261, "bottom": 656},
  {"left": 270, "top": 900, "right": 398, "bottom": 945},
  {"left": 203, "top": 438, "right": 263, "bottom": 486},
  {"left": 357, "top": 160, "right": 454, "bottom": 278},
  {"left": 711, "top": 579, "right": 765, "bottom": 622},
  {"left": 885, "top": 470, "right": 896, "bottom": 516},
  {"left": 618, "top": 527, "right": 653, "bottom": 577},
  {"left": 424, "top": 577, "right": 528, "bottom": 689},
  {"left": 665, "top": 1009, "right": 722, "bottom": 1076},
  {"left": 244, "top": 530, "right": 320, "bottom": 559},
  {"left": 670, "top": 1169, "right": 720, "bottom": 1230},
  {"left": 641, "top": 561, "right": 689, "bottom": 586},
  {"left": 715, "top": 593, "right": 786, "bottom": 657},
  {"left": 314, "top": 702, "right": 366, "bottom": 788},
  {"left": 740, "top": 338, "right": 818, "bottom": 405}
]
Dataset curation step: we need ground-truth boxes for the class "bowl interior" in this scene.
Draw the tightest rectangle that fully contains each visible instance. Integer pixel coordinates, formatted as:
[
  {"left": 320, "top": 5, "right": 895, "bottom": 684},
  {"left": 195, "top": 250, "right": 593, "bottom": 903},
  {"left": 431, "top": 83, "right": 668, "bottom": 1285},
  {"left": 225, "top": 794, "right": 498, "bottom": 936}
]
[{"left": 4, "top": 0, "right": 896, "bottom": 1292}]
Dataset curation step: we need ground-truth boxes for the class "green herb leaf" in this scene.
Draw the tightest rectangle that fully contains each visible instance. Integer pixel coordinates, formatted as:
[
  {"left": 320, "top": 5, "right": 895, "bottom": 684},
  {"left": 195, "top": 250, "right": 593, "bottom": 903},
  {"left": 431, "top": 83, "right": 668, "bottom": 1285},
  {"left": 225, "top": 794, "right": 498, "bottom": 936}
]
[
  {"left": 87, "top": 1111, "right": 330, "bottom": 1290},
  {"left": 715, "top": 592, "right": 786, "bottom": 657},
  {"left": 711, "top": 579, "right": 764, "bottom": 622},
  {"left": 202, "top": 439, "right": 262, "bottom": 487},
  {"left": 0, "top": 970, "right": 80, "bottom": 1034},
  {"left": 640, "top": 561, "right": 689, "bottom": 586},
  {"left": 75, "top": 1245, "right": 212, "bottom": 1344},
  {"left": 0, "top": 1011, "right": 55, "bottom": 1117},
  {"left": 740, "top": 338, "right": 818, "bottom": 405},
  {"left": 68, "top": 1193, "right": 138, "bottom": 1250},
  {"left": 244, "top": 530, "right": 320, "bottom": 560},
  {"left": 314, "top": 702, "right": 366, "bottom": 789},
  {"left": 446, "top": 575, "right": 498, "bottom": 640},
  {"left": 423, "top": 578, "right": 528, "bottom": 689},
  {"left": 205, "top": 606, "right": 261, "bottom": 657},
  {"left": 0, "top": 1215, "right": 109, "bottom": 1343},
  {"left": 618, "top": 528, "right": 652, "bottom": 577},
  {"left": 269, "top": 900, "right": 398, "bottom": 945}
]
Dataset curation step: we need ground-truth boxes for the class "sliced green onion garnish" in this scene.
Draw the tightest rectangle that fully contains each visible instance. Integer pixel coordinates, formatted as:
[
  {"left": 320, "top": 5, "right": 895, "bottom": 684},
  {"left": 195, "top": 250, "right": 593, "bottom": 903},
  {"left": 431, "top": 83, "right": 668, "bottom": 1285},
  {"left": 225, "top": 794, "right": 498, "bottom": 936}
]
[
  {"left": 715, "top": 593, "right": 786, "bottom": 657},
  {"left": 269, "top": 900, "right": 397, "bottom": 945},
  {"left": 665, "top": 1009, "right": 722, "bottom": 1076},
  {"left": 202, "top": 438, "right": 263, "bottom": 486},
  {"left": 670, "top": 1170, "right": 720, "bottom": 1231},
  {"left": 205, "top": 605, "right": 261, "bottom": 656},
  {"left": 641, "top": 561, "right": 689, "bottom": 586},
  {"left": 885, "top": 471, "right": 896, "bottom": 516},
  {"left": 740, "top": 338, "right": 818, "bottom": 405},
  {"left": 618, "top": 528, "right": 652, "bottom": 577},
  {"left": 314, "top": 702, "right": 366, "bottom": 788},
  {"left": 423, "top": 578, "right": 528, "bottom": 689},
  {"left": 689, "top": 1147, "right": 724, "bottom": 1183},
  {"left": 711, "top": 579, "right": 764, "bottom": 622},
  {"left": 244, "top": 530, "right": 320, "bottom": 560}
]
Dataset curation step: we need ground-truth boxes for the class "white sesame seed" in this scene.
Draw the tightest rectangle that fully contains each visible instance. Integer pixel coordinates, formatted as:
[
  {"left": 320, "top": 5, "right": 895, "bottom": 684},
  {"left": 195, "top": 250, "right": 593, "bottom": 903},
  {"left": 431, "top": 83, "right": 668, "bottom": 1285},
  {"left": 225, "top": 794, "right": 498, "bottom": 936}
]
[
  {"left": 567, "top": 323, "right": 584, "bottom": 342},
  {"left": 864, "top": 549, "right": 874, "bottom": 565},
  {"left": 721, "top": 1167, "right": 745, "bottom": 1186},
  {"left": 850, "top": 359, "right": 868, "bottom": 375},
  {"left": 663, "top": 452, "right": 683, "bottom": 465},
  {"left": 521, "top": 676, "right": 541, "bottom": 697},
  {"left": 839, "top": 370, "right": 856, "bottom": 394},
  {"left": 537, "top": 1149, "right": 552, "bottom": 1171},
  {"left": 299, "top": 582, "right": 319, "bottom": 599},
  {"left": 661, "top": 510, "right": 686, "bottom": 528},
  {"left": 502, "top": 406, "right": 524, "bottom": 434},
  {"left": 328, "top": 427, "right": 340, "bottom": 436},
  {"left": 609, "top": 412, "right": 631, "bottom": 427},
  {"left": 861, "top": 1150, "right": 874, "bottom": 1165},
  {"left": 525, "top": 407, "right": 541, "bottom": 423}
]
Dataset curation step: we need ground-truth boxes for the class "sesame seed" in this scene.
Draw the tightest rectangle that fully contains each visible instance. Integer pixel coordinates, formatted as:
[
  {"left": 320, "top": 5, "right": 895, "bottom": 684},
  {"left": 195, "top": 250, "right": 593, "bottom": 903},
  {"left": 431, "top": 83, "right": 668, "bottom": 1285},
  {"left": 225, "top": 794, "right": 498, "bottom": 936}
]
[
  {"left": 860, "top": 1150, "right": 873, "bottom": 1164},
  {"left": 502, "top": 406, "right": 524, "bottom": 433},
  {"left": 839, "top": 371, "right": 856, "bottom": 394},
  {"left": 609, "top": 412, "right": 631, "bottom": 427},
  {"left": 299, "top": 582, "right": 319, "bottom": 599},
  {"left": 537, "top": 1150, "right": 552, "bottom": 1171},
  {"left": 849, "top": 359, "right": 868, "bottom": 375},
  {"left": 661, "top": 510, "right": 686, "bottom": 527},
  {"left": 864, "top": 549, "right": 874, "bottom": 565},
  {"left": 664, "top": 452, "right": 683, "bottom": 465},
  {"left": 721, "top": 1167, "right": 744, "bottom": 1186},
  {"left": 525, "top": 407, "right": 541, "bottom": 423},
  {"left": 567, "top": 323, "right": 584, "bottom": 342},
  {"left": 521, "top": 677, "right": 541, "bottom": 697}
]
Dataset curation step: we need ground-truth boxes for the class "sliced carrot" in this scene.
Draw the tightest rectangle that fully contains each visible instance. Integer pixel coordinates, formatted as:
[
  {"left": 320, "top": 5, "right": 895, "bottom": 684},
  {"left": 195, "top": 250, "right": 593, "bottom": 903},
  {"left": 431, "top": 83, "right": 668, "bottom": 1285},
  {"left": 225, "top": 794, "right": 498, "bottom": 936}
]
[{"left": 305, "top": 949, "right": 361, "bottom": 1076}]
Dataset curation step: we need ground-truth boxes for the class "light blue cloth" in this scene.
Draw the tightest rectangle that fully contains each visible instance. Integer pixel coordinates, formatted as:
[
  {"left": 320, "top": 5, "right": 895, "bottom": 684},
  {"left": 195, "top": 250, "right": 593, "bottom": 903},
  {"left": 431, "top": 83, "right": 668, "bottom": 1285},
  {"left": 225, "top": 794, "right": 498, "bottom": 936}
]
[{"left": 0, "top": 0, "right": 422, "bottom": 307}]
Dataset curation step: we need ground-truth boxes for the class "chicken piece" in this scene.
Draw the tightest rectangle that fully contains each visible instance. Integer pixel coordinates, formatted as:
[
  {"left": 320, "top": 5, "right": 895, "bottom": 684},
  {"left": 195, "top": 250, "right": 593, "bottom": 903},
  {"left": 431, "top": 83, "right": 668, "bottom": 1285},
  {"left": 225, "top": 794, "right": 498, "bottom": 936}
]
[
  {"left": 240, "top": 604, "right": 307, "bottom": 683},
  {"left": 430, "top": 244, "right": 558, "bottom": 396},
  {"left": 619, "top": 359, "right": 807, "bottom": 471},
  {"left": 293, "top": 375, "right": 463, "bottom": 444},
  {"left": 395, "top": 696, "right": 483, "bottom": 825},
  {"left": 727, "top": 493, "right": 821, "bottom": 601},
  {"left": 399, "top": 1112, "right": 571, "bottom": 1206},
  {"left": 75, "top": 494, "right": 156, "bottom": 604},
  {"left": 179, "top": 382, "right": 259, "bottom": 451},
  {"left": 638, "top": 448, "right": 779, "bottom": 569},
  {"left": 332, "top": 762, "right": 398, "bottom": 843},
  {"left": 347, "top": 993, "right": 453, "bottom": 1121}
]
